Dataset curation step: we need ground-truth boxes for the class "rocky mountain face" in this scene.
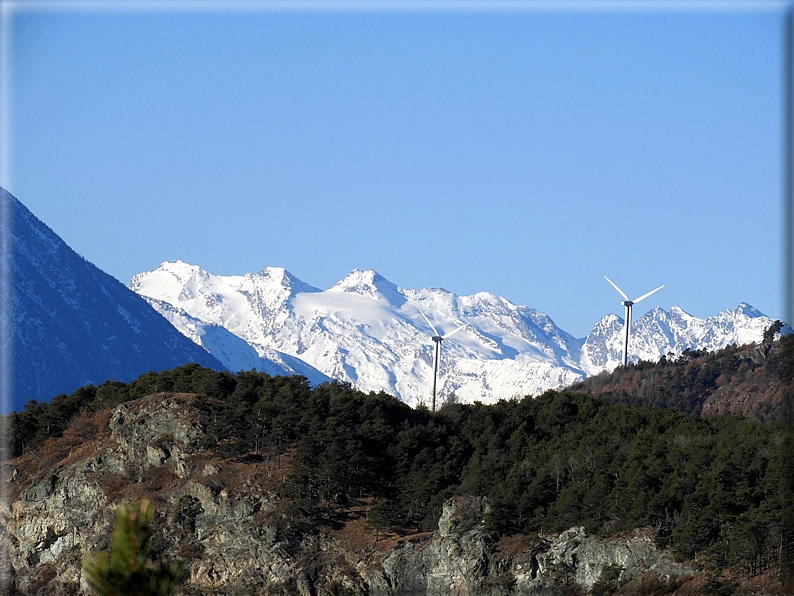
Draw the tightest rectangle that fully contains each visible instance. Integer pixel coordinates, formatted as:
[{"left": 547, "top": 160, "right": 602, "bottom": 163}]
[
  {"left": 1, "top": 190, "right": 225, "bottom": 413},
  {"left": 3, "top": 392, "right": 699, "bottom": 595},
  {"left": 130, "top": 261, "right": 790, "bottom": 406}
]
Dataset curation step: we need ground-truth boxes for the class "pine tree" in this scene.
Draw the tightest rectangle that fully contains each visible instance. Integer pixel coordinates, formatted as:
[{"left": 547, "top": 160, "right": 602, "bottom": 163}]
[{"left": 82, "top": 499, "right": 186, "bottom": 596}]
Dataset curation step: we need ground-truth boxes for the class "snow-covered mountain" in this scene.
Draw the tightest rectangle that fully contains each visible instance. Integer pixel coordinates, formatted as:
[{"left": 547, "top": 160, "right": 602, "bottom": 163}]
[
  {"left": 143, "top": 296, "right": 329, "bottom": 386},
  {"left": 2, "top": 190, "right": 225, "bottom": 413},
  {"left": 130, "top": 261, "right": 790, "bottom": 406},
  {"left": 580, "top": 303, "right": 789, "bottom": 373},
  {"left": 130, "top": 263, "right": 587, "bottom": 406}
]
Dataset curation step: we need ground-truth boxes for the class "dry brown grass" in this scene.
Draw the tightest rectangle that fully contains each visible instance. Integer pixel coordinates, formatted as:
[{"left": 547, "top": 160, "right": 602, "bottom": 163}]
[
  {"left": 329, "top": 515, "right": 382, "bottom": 553},
  {"left": 614, "top": 567, "right": 790, "bottom": 596},
  {"left": 175, "top": 447, "right": 296, "bottom": 512},
  {"left": 9, "top": 408, "right": 112, "bottom": 501},
  {"left": 321, "top": 497, "right": 440, "bottom": 555},
  {"left": 98, "top": 473, "right": 137, "bottom": 502},
  {"left": 492, "top": 534, "right": 532, "bottom": 560}
]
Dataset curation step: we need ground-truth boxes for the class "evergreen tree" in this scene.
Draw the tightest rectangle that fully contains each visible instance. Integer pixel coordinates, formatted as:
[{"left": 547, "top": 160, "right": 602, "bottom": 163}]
[{"left": 82, "top": 499, "right": 185, "bottom": 596}]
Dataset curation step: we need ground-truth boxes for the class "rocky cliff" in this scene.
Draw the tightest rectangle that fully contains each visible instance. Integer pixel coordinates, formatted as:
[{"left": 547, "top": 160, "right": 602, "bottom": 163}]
[{"left": 2, "top": 393, "right": 722, "bottom": 595}]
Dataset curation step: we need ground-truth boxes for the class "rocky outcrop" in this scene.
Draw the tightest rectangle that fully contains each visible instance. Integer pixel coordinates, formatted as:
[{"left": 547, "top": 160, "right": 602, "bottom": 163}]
[
  {"left": 377, "top": 497, "right": 493, "bottom": 595},
  {"left": 371, "top": 502, "right": 694, "bottom": 596},
  {"left": 4, "top": 393, "right": 697, "bottom": 595},
  {"left": 528, "top": 526, "right": 693, "bottom": 593}
]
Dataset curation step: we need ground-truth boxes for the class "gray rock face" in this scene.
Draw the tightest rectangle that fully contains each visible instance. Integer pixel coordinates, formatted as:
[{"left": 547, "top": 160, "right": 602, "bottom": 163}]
[
  {"left": 5, "top": 394, "right": 696, "bottom": 595},
  {"left": 529, "top": 526, "right": 693, "bottom": 593},
  {"left": 572, "top": 527, "right": 690, "bottom": 590},
  {"left": 379, "top": 497, "right": 493, "bottom": 595}
]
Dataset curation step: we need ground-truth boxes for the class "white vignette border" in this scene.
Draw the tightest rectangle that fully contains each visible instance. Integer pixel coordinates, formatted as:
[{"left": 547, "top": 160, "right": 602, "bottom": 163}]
[{"left": 0, "top": 1, "right": 792, "bottom": 591}]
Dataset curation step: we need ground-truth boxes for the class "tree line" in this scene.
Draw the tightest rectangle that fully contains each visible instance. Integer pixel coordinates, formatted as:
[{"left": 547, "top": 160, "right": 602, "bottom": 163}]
[{"left": 4, "top": 335, "right": 793, "bottom": 581}]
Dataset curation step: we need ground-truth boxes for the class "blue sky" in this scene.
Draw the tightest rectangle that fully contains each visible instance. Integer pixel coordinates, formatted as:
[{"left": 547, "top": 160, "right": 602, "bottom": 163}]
[{"left": 7, "top": 3, "right": 787, "bottom": 337}]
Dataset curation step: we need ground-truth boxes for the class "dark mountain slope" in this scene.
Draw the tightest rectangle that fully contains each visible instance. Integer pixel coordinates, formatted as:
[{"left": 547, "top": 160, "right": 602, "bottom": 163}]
[{"left": 2, "top": 188, "right": 224, "bottom": 412}]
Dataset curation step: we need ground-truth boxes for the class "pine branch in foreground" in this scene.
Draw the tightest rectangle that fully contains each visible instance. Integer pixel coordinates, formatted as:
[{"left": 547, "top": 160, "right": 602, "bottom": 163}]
[{"left": 82, "top": 498, "right": 186, "bottom": 596}]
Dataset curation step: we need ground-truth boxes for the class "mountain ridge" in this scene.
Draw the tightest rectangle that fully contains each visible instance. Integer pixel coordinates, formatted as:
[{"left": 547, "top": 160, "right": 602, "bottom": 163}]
[{"left": 130, "top": 260, "right": 790, "bottom": 406}]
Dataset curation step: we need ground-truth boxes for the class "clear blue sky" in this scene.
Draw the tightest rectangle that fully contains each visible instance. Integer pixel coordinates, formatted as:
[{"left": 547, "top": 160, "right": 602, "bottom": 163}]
[{"left": 7, "top": 3, "right": 787, "bottom": 337}]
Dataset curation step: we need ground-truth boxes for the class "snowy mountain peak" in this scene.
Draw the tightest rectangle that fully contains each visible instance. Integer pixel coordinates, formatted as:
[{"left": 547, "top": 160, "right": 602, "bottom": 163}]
[
  {"left": 578, "top": 314, "right": 625, "bottom": 374},
  {"left": 470, "top": 291, "right": 515, "bottom": 309},
  {"left": 329, "top": 269, "right": 405, "bottom": 304},
  {"left": 580, "top": 303, "right": 791, "bottom": 375},
  {"left": 130, "top": 262, "right": 318, "bottom": 306},
  {"left": 332, "top": 267, "right": 374, "bottom": 285},
  {"left": 251, "top": 266, "right": 319, "bottom": 294},
  {"left": 256, "top": 266, "right": 288, "bottom": 281},
  {"left": 142, "top": 295, "right": 328, "bottom": 384},
  {"left": 735, "top": 302, "right": 763, "bottom": 317},
  {"left": 593, "top": 313, "right": 623, "bottom": 328},
  {"left": 158, "top": 259, "right": 208, "bottom": 280}
]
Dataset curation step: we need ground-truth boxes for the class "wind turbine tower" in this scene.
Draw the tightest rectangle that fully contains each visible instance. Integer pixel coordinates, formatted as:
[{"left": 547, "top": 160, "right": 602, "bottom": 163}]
[
  {"left": 604, "top": 276, "right": 665, "bottom": 367},
  {"left": 418, "top": 309, "right": 467, "bottom": 412}
]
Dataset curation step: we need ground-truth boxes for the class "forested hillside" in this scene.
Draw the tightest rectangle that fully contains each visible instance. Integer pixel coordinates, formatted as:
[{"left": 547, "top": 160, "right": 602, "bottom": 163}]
[
  {"left": 6, "top": 333, "right": 793, "bottom": 586},
  {"left": 571, "top": 329, "right": 793, "bottom": 421}
]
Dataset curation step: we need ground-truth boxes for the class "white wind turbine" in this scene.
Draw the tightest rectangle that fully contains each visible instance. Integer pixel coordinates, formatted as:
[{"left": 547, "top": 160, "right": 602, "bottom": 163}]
[
  {"left": 418, "top": 309, "right": 467, "bottom": 412},
  {"left": 604, "top": 276, "right": 665, "bottom": 367}
]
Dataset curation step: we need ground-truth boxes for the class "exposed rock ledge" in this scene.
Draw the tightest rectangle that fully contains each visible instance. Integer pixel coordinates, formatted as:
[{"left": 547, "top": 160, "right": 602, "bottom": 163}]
[
  {"left": 3, "top": 393, "right": 696, "bottom": 595},
  {"left": 376, "top": 497, "right": 694, "bottom": 595}
]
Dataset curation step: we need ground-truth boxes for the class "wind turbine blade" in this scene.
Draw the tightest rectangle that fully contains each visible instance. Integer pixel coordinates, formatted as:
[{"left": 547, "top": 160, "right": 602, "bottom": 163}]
[
  {"left": 633, "top": 284, "right": 665, "bottom": 304},
  {"left": 418, "top": 308, "right": 440, "bottom": 336},
  {"left": 442, "top": 324, "right": 467, "bottom": 340},
  {"left": 604, "top": 275, "right": 629, "bottom": 301}
]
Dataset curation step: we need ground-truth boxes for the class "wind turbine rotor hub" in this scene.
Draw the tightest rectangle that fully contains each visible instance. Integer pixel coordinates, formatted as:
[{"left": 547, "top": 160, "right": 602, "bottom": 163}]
[
  {"left": 605, "top": 276, "right": 664, "bottom": 368},
  {"left": 416, "top": 307, "right": 469, "bottom": 412}
]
